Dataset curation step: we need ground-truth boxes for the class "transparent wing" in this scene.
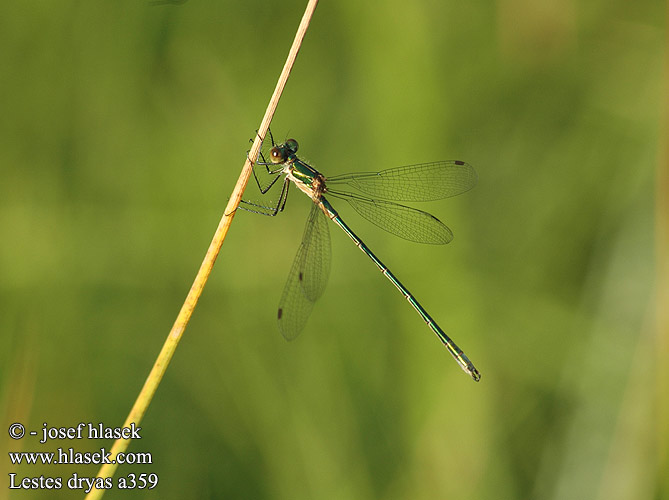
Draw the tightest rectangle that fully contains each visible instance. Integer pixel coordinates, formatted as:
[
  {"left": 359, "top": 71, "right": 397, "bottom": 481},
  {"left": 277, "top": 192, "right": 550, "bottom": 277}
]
[
  {"left": 327, "top": 161, "right": 477, "bottom": 202},
  {"left": 277, "top": 203, "right": 331, "bottom": 340},
  {"left": 327, "top": 191, "right": 453, "bottom": 244}
]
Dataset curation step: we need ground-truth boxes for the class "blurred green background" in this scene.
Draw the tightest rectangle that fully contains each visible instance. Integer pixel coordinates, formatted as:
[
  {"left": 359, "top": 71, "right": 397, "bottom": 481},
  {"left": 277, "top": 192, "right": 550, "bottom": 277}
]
[{"left": 1, "top": 1, "right": 665, "bottom": 499}]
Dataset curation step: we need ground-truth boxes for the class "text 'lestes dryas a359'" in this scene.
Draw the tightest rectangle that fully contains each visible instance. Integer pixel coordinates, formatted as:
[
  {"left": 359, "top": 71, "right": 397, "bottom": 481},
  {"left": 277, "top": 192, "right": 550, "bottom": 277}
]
[{"left": 241, "top": 136, "right": 481, "bottom": 381}]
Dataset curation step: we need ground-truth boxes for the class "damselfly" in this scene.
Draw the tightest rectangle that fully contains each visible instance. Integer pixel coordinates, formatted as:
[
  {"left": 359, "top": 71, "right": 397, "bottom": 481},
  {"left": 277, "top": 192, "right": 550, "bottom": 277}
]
[{"left": 242, "top": 135, "right": 481, "bottom": 381}]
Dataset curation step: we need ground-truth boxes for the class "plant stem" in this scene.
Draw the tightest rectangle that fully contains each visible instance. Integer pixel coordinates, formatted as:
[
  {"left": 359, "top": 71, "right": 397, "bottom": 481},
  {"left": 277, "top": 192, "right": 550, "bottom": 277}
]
[{"left": 84, "top": 1, "right": 319, "bottom": 498}]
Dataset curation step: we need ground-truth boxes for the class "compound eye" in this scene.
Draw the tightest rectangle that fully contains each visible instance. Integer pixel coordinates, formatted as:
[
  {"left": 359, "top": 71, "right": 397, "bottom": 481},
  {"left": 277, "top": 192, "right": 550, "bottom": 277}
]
[
  {"left": 285, "top": 139, "right": 299, "bottom": 153},
  {"left": 270, "top": 146, "right": 285, "bottom": 163}
]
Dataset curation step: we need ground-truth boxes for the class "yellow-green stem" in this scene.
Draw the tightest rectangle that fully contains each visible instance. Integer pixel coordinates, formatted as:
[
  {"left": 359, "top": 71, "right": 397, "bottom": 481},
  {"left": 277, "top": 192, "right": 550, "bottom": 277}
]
[{"left": 84, "top": 1, "right": 319, "bottom": 498}]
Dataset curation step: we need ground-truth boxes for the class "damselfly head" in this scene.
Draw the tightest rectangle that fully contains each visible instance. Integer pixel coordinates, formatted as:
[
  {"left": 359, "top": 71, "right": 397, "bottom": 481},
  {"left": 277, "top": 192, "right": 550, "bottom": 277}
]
[{"left": 270, "top": 139, "right": 299, "bottom": 164}]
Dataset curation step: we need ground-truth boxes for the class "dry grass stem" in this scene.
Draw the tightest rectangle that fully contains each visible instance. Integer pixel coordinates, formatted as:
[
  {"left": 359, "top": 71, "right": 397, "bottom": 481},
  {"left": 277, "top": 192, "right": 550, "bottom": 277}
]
[{"left": 84, "top": 1, "right": 319, "bottom": 498}]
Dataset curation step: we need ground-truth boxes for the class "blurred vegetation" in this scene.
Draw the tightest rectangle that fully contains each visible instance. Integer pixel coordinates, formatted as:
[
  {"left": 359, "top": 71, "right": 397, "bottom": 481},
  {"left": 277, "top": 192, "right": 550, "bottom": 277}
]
[{"left": 1, "top": 1, "right": 665, "bottom": 499}]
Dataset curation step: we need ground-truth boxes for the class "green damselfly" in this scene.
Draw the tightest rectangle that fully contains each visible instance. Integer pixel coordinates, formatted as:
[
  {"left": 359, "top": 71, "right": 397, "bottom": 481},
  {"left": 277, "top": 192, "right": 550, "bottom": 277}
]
[{"left": 242, "top": 135, "right": 481, "bottom": 381}]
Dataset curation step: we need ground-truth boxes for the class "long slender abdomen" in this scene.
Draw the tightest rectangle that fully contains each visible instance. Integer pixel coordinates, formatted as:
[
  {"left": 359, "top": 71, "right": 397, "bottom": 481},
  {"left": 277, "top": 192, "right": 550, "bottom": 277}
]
[{"left": 318, "top": 196, "right": 480, "bottom": 381}]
